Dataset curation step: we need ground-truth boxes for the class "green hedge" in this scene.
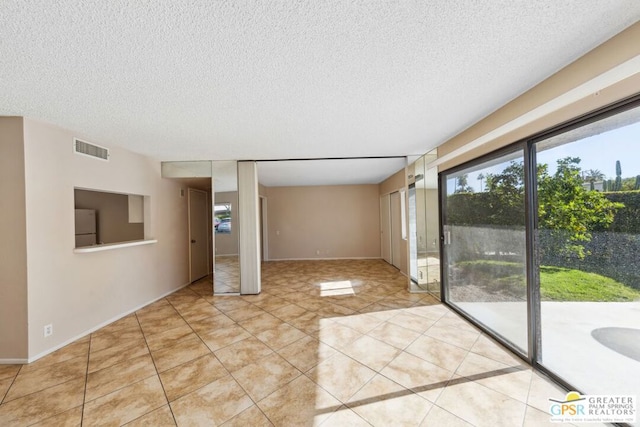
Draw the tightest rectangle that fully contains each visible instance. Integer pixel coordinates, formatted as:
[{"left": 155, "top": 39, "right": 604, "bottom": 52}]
[
  {"left": 603, "top": 191, "right": 640, "bottom": 233},
  {"left": 446, "top": 192, "right": 525, "bottom": 226},
  {"left": 446, "top": 191, "right": 640, "bottom": 289},
  {"left": 447, "top": 190, "right": 640, "bottom": 233}
]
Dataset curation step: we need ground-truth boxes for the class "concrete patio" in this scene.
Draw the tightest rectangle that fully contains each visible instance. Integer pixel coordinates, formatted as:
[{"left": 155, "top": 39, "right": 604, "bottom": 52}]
[{"left": 456, "top": 301, "right": 640, "bottom": 408}]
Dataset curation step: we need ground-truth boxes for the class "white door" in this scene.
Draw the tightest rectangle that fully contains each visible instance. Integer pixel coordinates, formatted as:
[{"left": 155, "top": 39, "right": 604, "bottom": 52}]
[
  {"left": 189, "top": 188, "right": 209, "bottom": 282},
  {"left": 390, "top": 191, "right": 402, "bottom": 269},
  {"left": 380, "top": 194, "right": 391, "bottom": 263}
]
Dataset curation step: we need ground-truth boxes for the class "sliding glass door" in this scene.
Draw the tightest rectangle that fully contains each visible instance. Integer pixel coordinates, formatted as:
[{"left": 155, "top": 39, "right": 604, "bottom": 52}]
[
  {"left": 441, "top": 148, "right": 528, "bottom": 355},
  {"left": 440, "top": 95, "right": 640, "bottom": 416},
  {"left": 534, "top": 103, "right": 640, "bottom": 400}
]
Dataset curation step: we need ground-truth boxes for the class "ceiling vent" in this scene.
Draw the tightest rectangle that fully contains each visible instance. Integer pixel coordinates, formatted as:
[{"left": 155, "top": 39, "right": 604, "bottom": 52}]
[{"left": 73, "top": 138, "right": 109, "bottom": 161}]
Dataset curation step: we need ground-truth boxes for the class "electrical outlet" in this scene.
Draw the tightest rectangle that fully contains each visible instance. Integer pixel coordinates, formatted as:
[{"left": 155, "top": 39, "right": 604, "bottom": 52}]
[
  {"left": 44, "top": 324, "right": 53, "bottom": 337},
  {"left": 316, "top": 249, "right": 321, "bottom": 255}
]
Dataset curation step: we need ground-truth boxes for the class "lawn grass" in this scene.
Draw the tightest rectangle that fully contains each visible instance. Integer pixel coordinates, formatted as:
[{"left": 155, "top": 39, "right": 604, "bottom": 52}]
[
  {"left": 456, "top": 260, "right": 640, "bottom": 302},
  {"left": 539, "top": 266, "right": 640, "bottom": 302}
]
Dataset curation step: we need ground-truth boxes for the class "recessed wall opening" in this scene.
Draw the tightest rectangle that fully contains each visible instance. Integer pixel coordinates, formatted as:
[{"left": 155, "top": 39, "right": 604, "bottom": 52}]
[{"left": 73, "top": 188, "right": 147, "bottom": 247}]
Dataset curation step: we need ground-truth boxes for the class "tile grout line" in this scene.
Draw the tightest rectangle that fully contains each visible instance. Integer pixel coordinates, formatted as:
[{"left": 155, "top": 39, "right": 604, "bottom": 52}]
[
  {"left": 79, "top": 333, "right": 92, "bottom": 426},
  {"left": 430, "top": 402, "right": 476, "bottom": 426},
  {"left": 220, "top": 293, "right": 322, "bottom": 425},
  {"left": 161, "top": 287, "right": 250, "bottom": 409},
  {"left": 0, "top": 350, "right": 92, "bottom": 424},
  {"left": 166, "top": 290, "right": 239, "bottom": 367},
  {"left": 134, "top": 306, "right": 179, "bottom": 426},
  {"left": 8, "top": 260, "right": 547, "bottom": 426},
  {"left": 245, "top": 365, "right": 307, "bottom": 425},
  {"left": 0, "top": 364, "right": 23, "bottom": 406}
]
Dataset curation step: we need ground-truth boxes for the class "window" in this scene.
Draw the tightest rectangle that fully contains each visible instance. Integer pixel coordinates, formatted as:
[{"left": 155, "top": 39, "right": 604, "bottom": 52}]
[{"left": 214, "top": 202, "right": 232, "bottom": 234}]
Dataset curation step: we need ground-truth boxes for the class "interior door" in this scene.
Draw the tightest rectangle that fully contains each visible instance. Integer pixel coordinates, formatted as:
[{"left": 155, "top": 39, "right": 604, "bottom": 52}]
[
  {"left": 189, "top": 188, "right": 209, "bottom": 282},
  {"left": 380, "top": 194, "right": 391, "bottom": 263},
  {"left": 390, "top": 191, "right": 402, "bottom": 269}
]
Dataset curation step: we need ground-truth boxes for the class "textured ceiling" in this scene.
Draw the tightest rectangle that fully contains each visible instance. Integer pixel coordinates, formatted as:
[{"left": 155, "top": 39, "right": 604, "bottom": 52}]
[{"left": 1, "top": 1, "right": 639, "bottom": 185}]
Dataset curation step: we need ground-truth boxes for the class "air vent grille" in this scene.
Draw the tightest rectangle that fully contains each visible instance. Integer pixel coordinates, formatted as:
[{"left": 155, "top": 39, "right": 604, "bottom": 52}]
[{"left": 74, "top": 138, "right": 109, "bottom": 161}]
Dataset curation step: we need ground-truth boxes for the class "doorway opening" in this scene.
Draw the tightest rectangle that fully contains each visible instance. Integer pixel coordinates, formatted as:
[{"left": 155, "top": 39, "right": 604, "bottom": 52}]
[{"left": 188, "top": 188, "right": 210, "bottom": 283}]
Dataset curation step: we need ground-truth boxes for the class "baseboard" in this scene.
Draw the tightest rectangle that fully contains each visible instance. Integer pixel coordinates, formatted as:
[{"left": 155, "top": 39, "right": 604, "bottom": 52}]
[
  {"left": 0, "top": 358, "right": 28, "bottom": 365},
  {"left": 267, "top": 257, "right": 383, "bottom": 261},
  {"left": 24, "top": 281, "right": 191, "bottom": 364}
]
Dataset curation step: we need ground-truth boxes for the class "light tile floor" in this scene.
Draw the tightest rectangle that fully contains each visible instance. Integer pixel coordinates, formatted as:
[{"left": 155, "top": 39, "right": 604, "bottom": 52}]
[{"left": 0, "top": 259, "right": 581, "bottom": 426}]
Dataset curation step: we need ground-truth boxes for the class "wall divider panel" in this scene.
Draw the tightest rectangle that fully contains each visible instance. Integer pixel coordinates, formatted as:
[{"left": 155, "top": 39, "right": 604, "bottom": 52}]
[{"left": 238, "top": 161, "right": 261, "bottom": 295}]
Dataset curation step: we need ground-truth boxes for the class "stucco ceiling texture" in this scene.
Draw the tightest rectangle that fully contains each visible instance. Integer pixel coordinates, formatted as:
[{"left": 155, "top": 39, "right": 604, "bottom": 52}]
[{"left": 1, "top": 1, "right": 639, "bottom": 164}]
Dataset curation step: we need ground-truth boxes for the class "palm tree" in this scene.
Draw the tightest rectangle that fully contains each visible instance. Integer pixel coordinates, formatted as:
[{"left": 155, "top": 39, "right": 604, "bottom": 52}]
[
  {"left": 584, "top": 169, "right": 605, "bottom": 191},
  {"left": 477, "top": 173, "right": 485, "bottom": 192},
  {"left": 455, "top": 174, "right": 472, "bottom": 193}
]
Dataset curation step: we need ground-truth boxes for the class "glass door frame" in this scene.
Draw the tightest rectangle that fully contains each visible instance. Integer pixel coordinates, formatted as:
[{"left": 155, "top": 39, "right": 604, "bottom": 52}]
[
  {"left": 527, "top": 93, "right": 640, "bottom": 394},
  {"left": 439, "top": 92, "right": 640, "bottom": 397},
  {"left": 438, "top": 141, "right": 533, "bottom": 361}
]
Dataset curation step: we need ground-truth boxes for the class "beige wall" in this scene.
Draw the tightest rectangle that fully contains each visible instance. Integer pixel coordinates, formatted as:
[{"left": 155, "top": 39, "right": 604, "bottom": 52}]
[
  {"left": 22, "top": 118, "right": 189, "bottom": 359},
  {"left": 438, "top": 22, "right": 640, "bottom": 171},
  {"left": 0, "top": 117, "right": 29, "bottom": 360},
  {"left": 214, "top": 191, "right": 239, "bottom": 256},
  {"left": 379, "top": 167, "right": 406, "bottom": 196},
  {"left": 74, "top": 189, "right": 144, "bottom": 244},
  {"left": 265, "top": 185, "right": 381, "bottom": 260}
]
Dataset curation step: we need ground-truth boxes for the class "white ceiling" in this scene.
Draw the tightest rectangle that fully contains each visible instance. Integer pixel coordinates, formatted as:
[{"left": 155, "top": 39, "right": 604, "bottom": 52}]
[{"left": 2, "top": 1, "right": 639, "bottom": 185}]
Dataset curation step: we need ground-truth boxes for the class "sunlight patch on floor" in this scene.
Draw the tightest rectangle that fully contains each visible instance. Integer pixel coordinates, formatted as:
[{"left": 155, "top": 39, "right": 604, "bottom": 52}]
[{"left": 319, "top": 280, "right": 355, "bottom": 297}]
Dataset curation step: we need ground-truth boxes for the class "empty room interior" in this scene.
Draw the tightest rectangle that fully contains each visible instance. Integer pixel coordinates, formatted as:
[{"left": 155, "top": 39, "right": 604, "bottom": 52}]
[{"left": 1, "top": 2, "right": 640, "bottom": 426}]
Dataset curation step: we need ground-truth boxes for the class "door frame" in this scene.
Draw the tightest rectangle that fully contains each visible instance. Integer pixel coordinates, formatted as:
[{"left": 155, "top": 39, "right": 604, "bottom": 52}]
[
  {"left": 439, "top": 143, "right": 528, "bottom": 359},
  {"left": 188, "top": 188, "right": 210, "bottom": 283},
  {"left": 390, "top": 191, "right": 402, "bottom": 270},
  {"left": 380, "top": 193, "right": 391, "bottom": 264}
]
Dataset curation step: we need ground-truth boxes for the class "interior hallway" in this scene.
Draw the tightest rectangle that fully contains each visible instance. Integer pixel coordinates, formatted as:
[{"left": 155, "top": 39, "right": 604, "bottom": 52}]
[{"left": 0, "top": 260, "right": 571, "bottom": 426}]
